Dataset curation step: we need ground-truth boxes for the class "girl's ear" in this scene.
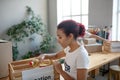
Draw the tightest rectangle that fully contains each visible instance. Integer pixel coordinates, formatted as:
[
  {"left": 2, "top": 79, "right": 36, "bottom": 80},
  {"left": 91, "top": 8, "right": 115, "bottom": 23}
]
[{"left": 69, "top": 33, "right": 74, "bottom": 40}]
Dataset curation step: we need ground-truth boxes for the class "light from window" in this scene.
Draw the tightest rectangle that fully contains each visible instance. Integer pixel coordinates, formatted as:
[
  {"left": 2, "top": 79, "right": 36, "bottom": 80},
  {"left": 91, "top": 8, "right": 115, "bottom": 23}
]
[
  {"left": 57, "top": 0, "right": 89, "bottom": 28},
  {"left": 112, "top": 0, "right": 120, "bottom": 40}
]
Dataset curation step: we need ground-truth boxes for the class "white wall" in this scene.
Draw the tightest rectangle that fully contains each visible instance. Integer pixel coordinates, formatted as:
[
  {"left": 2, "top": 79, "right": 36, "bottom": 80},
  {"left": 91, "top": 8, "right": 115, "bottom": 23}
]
[
  {"left": 47, "top": 0, "right": 57, "bottom": 36},
  {"left": 89, "top": 0, "right": 113, "bottom": 27},
  {"left": 0, "top": 0, "right": 47, "bottom": 59},
  {"left": 0, "top": 0, "right": 47, "bottom": 38}
]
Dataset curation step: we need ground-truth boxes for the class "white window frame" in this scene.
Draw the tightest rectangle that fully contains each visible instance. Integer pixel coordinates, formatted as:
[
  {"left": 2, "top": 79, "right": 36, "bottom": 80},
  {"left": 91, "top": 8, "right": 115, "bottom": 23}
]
[
  {"left": 112, "top": 0, "right": 120, "bottom": 40},
  {"left": 57, "top": 0, "right": 89, "bottom": 29}
]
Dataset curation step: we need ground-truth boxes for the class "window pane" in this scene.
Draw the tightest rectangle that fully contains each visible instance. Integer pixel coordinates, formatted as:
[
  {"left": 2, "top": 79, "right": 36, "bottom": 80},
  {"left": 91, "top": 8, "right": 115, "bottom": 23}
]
[
  {"left": 63, "top": 17, "right": 71, "bottom": 20},
  {"left": 57, "top": 0, "right": 63, "bottom": 23},
  {"left": 117, "top": 13, "right": 120, "bottom": 40},
  {"left": 82, "top": 16, "right": 88, "bottom": 29},
  {"left": 72, "top": 16, "right": 81, "bottom": 23},
  {"left": 82, "top": 0, "right": 89, "bottom": 14},
  {"left": 57, "top": 0, "right": 89, "bottom": 29},
  {"left": 71, "top": 0, "right": 81, "bottom": 15},
  {"left": 63, "top": 0, "right": 71, "bottom": 16}
]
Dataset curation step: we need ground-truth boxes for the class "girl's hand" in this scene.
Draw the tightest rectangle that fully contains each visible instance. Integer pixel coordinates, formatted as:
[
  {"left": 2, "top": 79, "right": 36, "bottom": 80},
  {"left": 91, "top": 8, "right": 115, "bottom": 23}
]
[
  {"left": 54, "top": 61, "right": 74, "bottom": 80},
  {"left": 53, "top": 61, "right": 63, "bottom": 74},
  {"left": 36, "top": 54, "right": 45, "bottom": 62},
  {"left": 36, "top": 54, "right": 45, "bottom": 59}
]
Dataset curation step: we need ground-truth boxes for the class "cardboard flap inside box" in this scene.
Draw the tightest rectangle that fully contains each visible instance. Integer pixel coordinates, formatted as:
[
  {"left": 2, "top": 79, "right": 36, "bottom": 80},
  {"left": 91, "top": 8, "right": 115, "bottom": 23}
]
[{"left": 84, "top": 43, "right": 102, "bottom": 53}]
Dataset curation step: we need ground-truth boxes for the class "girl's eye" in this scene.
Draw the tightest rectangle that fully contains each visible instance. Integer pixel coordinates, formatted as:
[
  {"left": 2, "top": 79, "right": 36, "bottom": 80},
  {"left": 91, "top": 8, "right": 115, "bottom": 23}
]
[
  {"left": 59, "top": 37, "right": 62, "bottom": 39},
  {"left": 57, "top": 36, "right": 62, "bottom": 39}
]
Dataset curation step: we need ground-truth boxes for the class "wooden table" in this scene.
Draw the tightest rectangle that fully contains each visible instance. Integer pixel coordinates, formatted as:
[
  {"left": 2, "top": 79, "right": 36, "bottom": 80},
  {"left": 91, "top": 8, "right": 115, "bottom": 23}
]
[
  {"left": 61, "top": 52, "right": 120, "bottom": 80},
  {"left": 88, "top": 52, "right": 120, "bottom": 72}
]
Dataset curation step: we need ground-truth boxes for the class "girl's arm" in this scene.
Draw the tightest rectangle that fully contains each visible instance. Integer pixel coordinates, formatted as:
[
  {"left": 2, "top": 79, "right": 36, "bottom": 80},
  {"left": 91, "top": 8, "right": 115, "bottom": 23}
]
[
  {"left": 54, "top": 62, "right": 88, "bottom": 80},
  {"left": 54, "top": 61, "right": 74, "bottom": 80},
  {"left": 85, "top": 31, "right": 108, "bottom": 42},
  {"left": 89, "top": 34, "right": 107, "bottom": 42},
  {"left": 77, "top": 69, "right": 88, "bottom": 80},
  {"left": 37, "top": 50, "right": 65, "bottom": 60},
  {"left": 59, "top": 70, "right": 74, "bottom": 80}
]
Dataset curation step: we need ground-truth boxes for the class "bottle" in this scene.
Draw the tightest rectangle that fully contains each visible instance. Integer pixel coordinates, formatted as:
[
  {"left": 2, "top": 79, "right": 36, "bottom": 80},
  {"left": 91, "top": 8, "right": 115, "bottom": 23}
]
[{"left": 29, "top": 58, "right": 39, "bottom": 67}]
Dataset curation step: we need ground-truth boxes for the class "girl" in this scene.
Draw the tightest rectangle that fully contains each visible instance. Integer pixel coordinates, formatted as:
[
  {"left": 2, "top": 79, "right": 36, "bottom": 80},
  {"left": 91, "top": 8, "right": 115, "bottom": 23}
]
[{"left": 37, "top": 20, "right": 89, "bottom": 80}]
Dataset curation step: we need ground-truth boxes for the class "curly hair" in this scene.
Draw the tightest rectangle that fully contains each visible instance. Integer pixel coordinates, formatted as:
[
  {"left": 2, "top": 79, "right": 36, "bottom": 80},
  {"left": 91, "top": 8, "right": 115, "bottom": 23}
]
[
  {"left": 77, "top": 23, "right": 85, "bottom": 37},
  {"left": 57, "top": 20, "right": 85, "bottom": 39}
]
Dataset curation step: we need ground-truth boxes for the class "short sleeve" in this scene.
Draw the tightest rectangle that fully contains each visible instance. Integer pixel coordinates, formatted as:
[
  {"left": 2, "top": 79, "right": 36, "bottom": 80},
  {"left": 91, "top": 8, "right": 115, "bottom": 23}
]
[{"left": 76, "top": 49, "right": 89, "bottom": 69}]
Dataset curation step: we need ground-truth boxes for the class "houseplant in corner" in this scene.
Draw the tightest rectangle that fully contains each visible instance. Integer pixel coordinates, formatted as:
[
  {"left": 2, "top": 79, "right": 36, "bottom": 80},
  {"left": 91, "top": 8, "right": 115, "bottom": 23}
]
[
  {"left": 6, "top": 6, "right": 46, "bottom": 42},
  {"left": 6, "top": 6, "right": 53, "bottom": 60}
]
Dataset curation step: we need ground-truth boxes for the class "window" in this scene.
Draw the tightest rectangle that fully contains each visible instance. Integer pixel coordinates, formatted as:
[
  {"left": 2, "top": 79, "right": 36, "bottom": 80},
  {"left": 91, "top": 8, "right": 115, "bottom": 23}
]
[
  {"left": 57, "top": 0, "right": 89, "bottom": 28},
  {"left": 112, "top": 0, "right": 120, "bottom": 40}
]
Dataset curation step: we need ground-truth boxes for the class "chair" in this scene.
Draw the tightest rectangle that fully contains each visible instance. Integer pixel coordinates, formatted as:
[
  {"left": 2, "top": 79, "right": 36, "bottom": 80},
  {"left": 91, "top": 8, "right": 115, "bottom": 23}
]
[{"left": 108, "top": 65, "right": 120, "bottom": 80}]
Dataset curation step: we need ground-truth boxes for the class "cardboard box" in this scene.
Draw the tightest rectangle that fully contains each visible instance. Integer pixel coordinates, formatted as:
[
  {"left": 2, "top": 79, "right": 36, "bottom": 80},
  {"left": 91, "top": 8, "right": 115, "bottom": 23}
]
[
  {"left": 83, "top": 38, "right": 96, "bottom": 44},
  {"left": 103, "top": 41, "right": 120, "bottom": 52},
  {"left": 0, "top": 40, "right": 12, "bottom": 78},
  {"left": 84, "top": 43, "right": 102, "bottom": 53},
  {"left": 8, "top": 58, "right": 60, "bottom": 80}
]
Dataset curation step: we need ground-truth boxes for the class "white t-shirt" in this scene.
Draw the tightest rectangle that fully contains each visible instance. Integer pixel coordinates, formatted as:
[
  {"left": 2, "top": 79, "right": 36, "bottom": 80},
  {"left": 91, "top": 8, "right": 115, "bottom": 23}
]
[{"left": 63, "top": 45, "right": 89, "bottom": 80}]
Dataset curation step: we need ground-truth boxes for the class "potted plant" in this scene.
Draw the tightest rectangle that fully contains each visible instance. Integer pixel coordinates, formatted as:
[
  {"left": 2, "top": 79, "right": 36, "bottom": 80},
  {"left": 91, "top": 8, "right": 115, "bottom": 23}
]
[{"left": 6, "top": 6, "right": 52, "bottom": 60}]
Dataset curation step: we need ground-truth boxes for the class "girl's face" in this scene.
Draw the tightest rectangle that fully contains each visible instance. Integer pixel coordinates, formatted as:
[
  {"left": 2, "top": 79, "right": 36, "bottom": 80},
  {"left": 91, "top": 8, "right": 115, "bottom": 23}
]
[{"left": 57, "top": 29, "right": 72, "bottom": 48}]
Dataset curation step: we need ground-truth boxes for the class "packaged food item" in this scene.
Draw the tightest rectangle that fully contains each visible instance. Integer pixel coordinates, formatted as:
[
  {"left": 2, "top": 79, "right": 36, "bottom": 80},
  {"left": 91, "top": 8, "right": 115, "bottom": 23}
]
[
  {"left": 29, "top": 57, "right": 65, "bottom": 68},
  {"left": 39, "top": 59, "right": 52, "bottom": 67},
  {"left": 29, "top": 58, "right": 39, "bottom": 67},
  {"left": 29, "top": 58, "right": 52, "bottom": 67}
]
